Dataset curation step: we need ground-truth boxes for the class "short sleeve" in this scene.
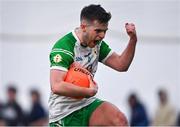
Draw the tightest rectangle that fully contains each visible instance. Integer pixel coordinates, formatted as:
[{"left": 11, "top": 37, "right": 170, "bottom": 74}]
[
  {"left": 99, "top": 41, "right": 113, "bottom": 63},
  {"left": 49, "top": 33, "right": 76, "bottom": 71}
]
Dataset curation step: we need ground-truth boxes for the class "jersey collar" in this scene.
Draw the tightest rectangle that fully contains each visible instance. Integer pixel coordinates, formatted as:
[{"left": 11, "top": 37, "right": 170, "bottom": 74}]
[{"left": 72, "top": 29, "right": 81, "bottom": 45}]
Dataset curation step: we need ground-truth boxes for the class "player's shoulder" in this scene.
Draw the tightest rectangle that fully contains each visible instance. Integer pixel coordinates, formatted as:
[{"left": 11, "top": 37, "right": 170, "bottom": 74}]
[
  {"left": 52, "top": 32, "right": 77, "bottom": 52},
  {"left": 99, "top": 40, "right": 109, "bottom": 48}
]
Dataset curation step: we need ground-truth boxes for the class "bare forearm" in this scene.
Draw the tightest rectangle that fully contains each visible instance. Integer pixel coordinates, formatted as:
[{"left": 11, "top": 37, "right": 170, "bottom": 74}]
[
  {"left": 104, "top": 23, "right": 137, "bottom": 72},
  {"left": 117, "top": 22, "right": 137, "bottom": 71},
  {"left": 51, "top": 81, "right": 95, "bottom": 98},
  {"left": 118, "top": 36, "right": 137, "bottom": 70}
]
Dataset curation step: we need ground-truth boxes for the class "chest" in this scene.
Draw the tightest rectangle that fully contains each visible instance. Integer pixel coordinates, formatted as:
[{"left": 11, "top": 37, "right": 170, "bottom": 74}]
[{"left": 74, "top": 45, "right": 99, "bottom": 64}]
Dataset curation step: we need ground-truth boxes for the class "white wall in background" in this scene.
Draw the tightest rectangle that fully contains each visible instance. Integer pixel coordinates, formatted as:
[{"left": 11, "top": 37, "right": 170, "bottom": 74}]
[
  {"left": 0, "top": 0, "right": 180, "bottom": 119},
  {"left": 1, "top": 0, "right": 179, "bottom": 37},
  {"left": 0, "top": 1, "right": 2, "bottom": 101}
]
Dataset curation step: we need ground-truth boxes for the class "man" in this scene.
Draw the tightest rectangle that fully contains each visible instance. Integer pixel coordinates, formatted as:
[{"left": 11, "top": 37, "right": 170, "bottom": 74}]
[
  {"left": 152, "top": 89, "right": 176, "bottom": 126},
  {"left": 2, "top": 86, "right": 25, "bottom": 126},
  {"left": 28, "top": 89, "right": 48, "bottom": 126},
  {"left": 49, "top": 4, "right": 137, "bottom": 126},
  {"left": 128, "top": 93, "right": 149, "bottom": 126}
]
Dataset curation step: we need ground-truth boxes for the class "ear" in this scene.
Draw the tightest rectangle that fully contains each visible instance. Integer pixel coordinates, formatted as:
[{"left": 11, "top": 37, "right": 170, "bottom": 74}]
[
  {"left": 80, "top": 24, "right": 86, "bottom": 32},
  {"left": 80, "top": 20, "right": 88, "bottom": 32}
]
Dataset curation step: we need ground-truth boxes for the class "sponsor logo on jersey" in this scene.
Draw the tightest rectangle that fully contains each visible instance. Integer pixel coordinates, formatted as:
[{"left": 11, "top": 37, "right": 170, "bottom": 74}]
[
  {"left": 53, "top": 54, "right": 62, "bottom": 63},
  {"left": 73, "top": 67, "right": 91, "bottom": 75},
  {"left": 76, "top": 57, "right": 83, "bottom": 61}
]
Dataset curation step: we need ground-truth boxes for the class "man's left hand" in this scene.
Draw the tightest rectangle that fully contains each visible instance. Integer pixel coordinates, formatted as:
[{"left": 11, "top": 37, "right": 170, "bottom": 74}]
[{"left": 125, "top": 23, "right": 137, "bottom": 39}]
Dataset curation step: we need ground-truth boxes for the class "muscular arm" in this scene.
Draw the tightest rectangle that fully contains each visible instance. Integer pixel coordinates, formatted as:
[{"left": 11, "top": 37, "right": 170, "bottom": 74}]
[
  {"left": 50, "top": 69, "right": 97, "bottom": 98},
  {"left": 104, "top": 23, "right": 137, "bottom": 72}
]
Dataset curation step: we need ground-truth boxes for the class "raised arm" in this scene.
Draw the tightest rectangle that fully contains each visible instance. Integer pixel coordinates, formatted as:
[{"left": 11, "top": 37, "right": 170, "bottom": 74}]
[
  {"left": 104, "top": 23, "right": 137, "bottom": 72},
  {"left": 50, "top": 69, "right": 97, "bottom": 98}
]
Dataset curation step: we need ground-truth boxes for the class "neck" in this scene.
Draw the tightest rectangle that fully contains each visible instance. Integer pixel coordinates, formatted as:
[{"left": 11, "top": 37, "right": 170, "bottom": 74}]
[
  {"left": 75, "top": 28, "right": 83, "bottom": 42},
  {"left": 75, "top": 28, "right": 88, "bottom": 47}
]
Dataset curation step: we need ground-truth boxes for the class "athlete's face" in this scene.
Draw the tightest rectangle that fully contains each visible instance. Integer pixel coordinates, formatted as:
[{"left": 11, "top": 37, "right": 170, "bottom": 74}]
[{"left": 82, "top": 20, "right": 108, "bottom": 48}]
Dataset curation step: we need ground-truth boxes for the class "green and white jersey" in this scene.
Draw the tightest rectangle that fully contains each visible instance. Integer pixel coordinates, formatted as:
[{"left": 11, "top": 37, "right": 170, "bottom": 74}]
[{"left": 49, "top": 30, "right": 113, "bottom": 123}]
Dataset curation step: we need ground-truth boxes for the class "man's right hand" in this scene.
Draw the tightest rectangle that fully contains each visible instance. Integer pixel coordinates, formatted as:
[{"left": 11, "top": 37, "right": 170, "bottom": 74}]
[{"left": 86, "top": 76, "right": 98, "bottom": 98}]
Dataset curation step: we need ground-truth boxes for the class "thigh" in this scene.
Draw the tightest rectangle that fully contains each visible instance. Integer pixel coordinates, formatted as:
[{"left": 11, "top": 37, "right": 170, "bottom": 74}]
[{"left": 89, "top": 101, "right": 128, "bottom": 126}]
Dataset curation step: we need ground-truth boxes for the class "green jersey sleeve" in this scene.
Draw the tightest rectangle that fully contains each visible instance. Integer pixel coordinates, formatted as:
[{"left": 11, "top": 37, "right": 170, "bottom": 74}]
[
  {"left": 99, "top": 41, "right": 113, "bottom": 63},
  {"left": 49, "top": 32, "right": 76, "bottom": 71}
]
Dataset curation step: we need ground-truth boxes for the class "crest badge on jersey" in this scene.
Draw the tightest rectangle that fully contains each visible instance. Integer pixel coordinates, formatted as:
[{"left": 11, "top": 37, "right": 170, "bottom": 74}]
[{"left": 53, "top": 54, "right": 62, "bottom": 63}]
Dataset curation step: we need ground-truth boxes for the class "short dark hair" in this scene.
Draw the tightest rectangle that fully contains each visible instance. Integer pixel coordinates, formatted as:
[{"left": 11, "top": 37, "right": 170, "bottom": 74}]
[
  {"left": 8, "top": 86, "right": 17, "bottom": 93},
  {"left": 80, "top": 4, "right": 111, "bottom": 23},
  {"left": 158, "top": 89, "right": 167, "bottom": 97},
  {"left": 30, "top": 89, "right": 40, "bottom": 100}
]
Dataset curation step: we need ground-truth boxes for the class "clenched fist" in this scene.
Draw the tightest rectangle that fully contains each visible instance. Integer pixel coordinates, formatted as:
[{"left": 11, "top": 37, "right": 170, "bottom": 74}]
[{"left": 125, "top": 23, "right": 137, "bottom": 41}]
